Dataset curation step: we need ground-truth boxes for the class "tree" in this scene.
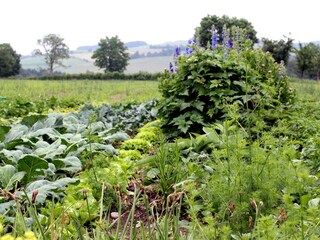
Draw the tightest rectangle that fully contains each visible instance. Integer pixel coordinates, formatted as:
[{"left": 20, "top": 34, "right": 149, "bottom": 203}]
[
  {"left": 294, "top": 42, "right": 317, "bottom": 79},
  {"left": 33, "top": 34, "right": 69, "bottom": 75},
  {"left": 195, "top": 15, "right": 258, "bottom": 47},
  {"left": 92, "top": 36, "right": 130, "bottom": 73},
  {"left": 261, "top": 36, "right": 293, "bottom": 65},
  {"left": 311, "top": 45, "right": 320, "bottom": 80},
  {"left": 0, "top": 43, "right": 21, "bottom": 77}
]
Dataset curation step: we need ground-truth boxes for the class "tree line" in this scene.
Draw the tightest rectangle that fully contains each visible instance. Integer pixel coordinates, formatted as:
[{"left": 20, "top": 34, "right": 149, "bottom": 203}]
[{"left": 1, "top": 15, "right": 320, "bottom": 79}]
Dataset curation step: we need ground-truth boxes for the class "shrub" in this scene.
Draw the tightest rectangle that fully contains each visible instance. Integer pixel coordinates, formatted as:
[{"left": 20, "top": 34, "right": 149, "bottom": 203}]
[{"left": 157, "top": 40, "right": 295, "bottom": 137}]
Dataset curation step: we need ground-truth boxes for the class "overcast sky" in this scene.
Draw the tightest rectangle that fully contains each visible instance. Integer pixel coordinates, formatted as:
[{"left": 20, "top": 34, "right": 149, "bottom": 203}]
[{"left": 1, "top": 0, "right": 318, "bottom": 55}]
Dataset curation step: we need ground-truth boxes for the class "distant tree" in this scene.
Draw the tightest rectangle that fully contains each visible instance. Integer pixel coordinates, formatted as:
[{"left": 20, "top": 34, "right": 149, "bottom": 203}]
[
  {"left": 92, "top": 36, "right": 130, "bottom": 73},
  {"left": 33, "top": 34, "right": 69, "bottom": 75},
  {"left": 312, "top": 45, "right": 320, "bottom": 80},
  {"left": 261, "top": 36, "right": 294, "bottom": 65},
  {"left": 196, "top": 15, "right": 258, "bottom": 47},
  {"left": 294, "top": 42, "right": 317, "bottom": 79},
  {"left": 0, "top": 43, "right": 21, "bottom": 77}
]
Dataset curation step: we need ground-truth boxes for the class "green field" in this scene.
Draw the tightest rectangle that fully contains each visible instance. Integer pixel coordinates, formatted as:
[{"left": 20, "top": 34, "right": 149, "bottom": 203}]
[{"left": 0, "top": 79, "right": 160, "bottom": 104}]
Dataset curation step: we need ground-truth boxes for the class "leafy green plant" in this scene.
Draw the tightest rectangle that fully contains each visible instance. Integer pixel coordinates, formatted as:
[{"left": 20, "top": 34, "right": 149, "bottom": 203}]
[{"left": 158, "top": 39, "right": 294, "bottom": 137}]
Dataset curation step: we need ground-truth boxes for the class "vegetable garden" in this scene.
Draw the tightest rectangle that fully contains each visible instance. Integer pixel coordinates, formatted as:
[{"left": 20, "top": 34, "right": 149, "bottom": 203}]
[{"left": 1, "top": 39, "right": 320, "bottom": 239}]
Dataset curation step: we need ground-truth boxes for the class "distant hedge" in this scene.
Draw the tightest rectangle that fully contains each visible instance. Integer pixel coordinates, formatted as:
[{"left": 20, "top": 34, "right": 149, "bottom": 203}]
[{"left": 27, "top": 72, "right": 161, "bottom": 81}]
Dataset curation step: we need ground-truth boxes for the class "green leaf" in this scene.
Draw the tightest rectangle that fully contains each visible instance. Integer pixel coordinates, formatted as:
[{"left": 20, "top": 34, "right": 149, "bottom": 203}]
[
  {"left": 5, "top": 138, "right": 35, "bottom": 150},
  {"left": 193, "top": 101, "right": 205, "bottom": 112},
  {"left": 180, "top": 102, "right": 191, "bottom": 111},
  {"left": 55, "top": 156, "right": 82, "bottom": 173},
  {"left": 190, "top": 113, "right": 204, "bottom": 124},
  {"left": 25, "top": 178, "right": 79, "bottom": 204},
  {"left": 103, "top": 132, "right": 130, "bottom": 142},
  {"left": 0, "top": 165, "right": 16, "bottom": 188},
  {"left": 0, "top": 149, "right": 23, "bottom": 163},
  {"left": 17, "top": 155, "right": 49, "bottom": 183},
  {"left": 0, "top": 165, "right": 25, "bottom": 190},
  {"left": 147, "top": 168, "right": 160, "bottom": 178},
  {"left": 21, "top": 115, "right": 47, "bottom": 127},
  {"left": 308, "top": 198, "right": 320, "bottom": 207},
  {"left": 172, "top": 116, "right": 192, "bottom": 134},
  {"left": 0, "top": 125, "right": 10, "bottom": 142},
  {"left": 34, "top": 139, "right": 67, "bottom": 159}
]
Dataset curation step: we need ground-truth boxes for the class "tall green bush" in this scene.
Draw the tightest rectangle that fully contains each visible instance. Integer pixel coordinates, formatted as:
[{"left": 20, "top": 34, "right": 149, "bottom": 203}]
[{"left": 158, "top": 40, "right": 295, "bottom": 137}]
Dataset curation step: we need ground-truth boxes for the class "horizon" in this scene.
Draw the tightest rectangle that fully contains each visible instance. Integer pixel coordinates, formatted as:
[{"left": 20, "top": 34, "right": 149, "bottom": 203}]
[{"left": 2, "top": 0, "right": 320, "bottom": 55}]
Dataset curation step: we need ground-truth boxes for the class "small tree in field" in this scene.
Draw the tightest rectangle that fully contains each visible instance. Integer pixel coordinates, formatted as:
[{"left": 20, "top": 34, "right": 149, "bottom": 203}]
[
  {"left": 33, "top": 34, "right": 69, "bottom": 75},
  {"left": 92, "top": 36, "right": 130, "bottom": 73},
  {"left": 0, "top": 43, "right": 21, "bottom": 77}
]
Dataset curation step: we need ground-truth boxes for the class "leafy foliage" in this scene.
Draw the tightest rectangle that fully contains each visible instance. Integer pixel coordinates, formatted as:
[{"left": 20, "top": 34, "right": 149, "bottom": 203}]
[
  {"left": 158, "top": 41, "right": 295, "bottom": 137},
  {"left": 262, "top": 36, "right": 294, "bottom": 65},
  {"left": 33, "top": 34, "right": 69, "bottom": 75},
  {"left": 196, "top": 15, "right": 258, "bottom": 47},
  {"left": 92, "top": 36, "right": 130, "bottom": 73},
  {"left": 294, "top": 42, "right": 320, "bottom": 80},
  {"left": 0, "top": 43, "right": 21, "bottom": 77}
]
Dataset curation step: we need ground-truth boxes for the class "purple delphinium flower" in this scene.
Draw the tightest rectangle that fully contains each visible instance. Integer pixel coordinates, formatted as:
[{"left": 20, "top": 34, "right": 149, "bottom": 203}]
[
  {"left": 188, "top": 38, "right": 196, "bottom": 45},
  {"left": 169, "top": 62, "right": 174, "bottom": 73},
  {"left": 228, "top": 37, "right": 233, "bottom": 49},
  {"left": 185, "top": 47, "right": 192, "bottom": 55},
  {"left": 185, "top": 38, "right": 196, "bottom": 55},
  {"left": 212, "top": 31, "right": 219, "bottom": 50},
  {"left": 175, "top": 47, "right": 180, "bottom": 57}
]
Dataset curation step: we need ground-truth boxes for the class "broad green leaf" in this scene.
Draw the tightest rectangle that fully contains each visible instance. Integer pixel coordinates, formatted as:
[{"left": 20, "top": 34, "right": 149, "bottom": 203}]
[
  {"left": 308, "top": 198, "right": 320, "bottom": 207},
  {"left": 193, "top": 101, "right": 205, "bottom": 112},
  {"left": 0, "top": 201, "right": 15, "bottom": 214},
  {"left": 5, "top": 138, "right": 34, "bottom": 151},
  {"left": 103, "top": 132, "right": 130, "bottom": 143},
  {"left": 25, "top": 178, "right": 79, "bottom": 204},
  {"left": 180, "top": 103, "right": 191, "bottom": 111},
  {"left": 0, "top": 149, "right": 23, "bottom": 163},
  {"left": 0, "top": 165, "right": 25, "bottom": 190},
  {"left": 147, "top": 168, "right": 160, "bottom": 178},
  {"left": 0, "top": 165, "right": 16, "bottom": 188},
  {"left": 55, "top": 156, "right": 82, "bottom": 173},
  {"left": 21, "top": 115, "right": 47, "bottom": 127},
  {"left": 0, "top": 125, "right": 10, "bottom": 142},
  {"left": 82, "top": 143, "right": 117, "bottom": 155},
  {"left": 34, "top": 139, "right": 67, "bottom": 159},
  {"left": 4, "top": 125, "right": 29, "bottom": 142},
  {"left": 6, "top": 172, "right": 25, "bottom": 191},
  {"left": 17, "top": 155, "right": 49, "bottom": 183}
]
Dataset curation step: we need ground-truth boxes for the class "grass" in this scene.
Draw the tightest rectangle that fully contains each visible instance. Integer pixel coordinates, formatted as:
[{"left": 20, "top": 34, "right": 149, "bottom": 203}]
[
  {"left": 290, "top": 78, "right": 320, "bottom": 101},
  {"left": 0, "top": 79, "right": 160, "bottom": 105}
]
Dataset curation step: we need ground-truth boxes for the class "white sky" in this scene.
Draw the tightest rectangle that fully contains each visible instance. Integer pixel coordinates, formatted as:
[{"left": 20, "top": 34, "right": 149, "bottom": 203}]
[{"left": 1, "top": 0, "right": 319, "bottom": 55}]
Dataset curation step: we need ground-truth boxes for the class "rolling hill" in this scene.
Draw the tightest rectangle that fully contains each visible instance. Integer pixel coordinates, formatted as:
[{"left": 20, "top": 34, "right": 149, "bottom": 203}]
[{"left": 20, "top": 41, "right": 185, "bottom": 74}]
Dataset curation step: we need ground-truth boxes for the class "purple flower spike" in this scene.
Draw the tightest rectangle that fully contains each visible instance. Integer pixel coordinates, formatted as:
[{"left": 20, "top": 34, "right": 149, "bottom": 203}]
[
  {"left": 175, "top": 47, "right": 180, "bottom": 57},
  {"left": 228, "top": 37, "right": 233, "bottom": 49},
  {"left": 169, "top": 62, "right": 174, "bottom": 73},
  {"left": 188, "top": 39, "right": 196, "bottom": 45},
  {"left": 185, "top": 38, "right": 196, "bottom": 55},
  {"left": 212, "top": 32, "right": 218, "bottom": 50},
  {"left": 185, "top": 47, "right": 192, "bottom": 55}
]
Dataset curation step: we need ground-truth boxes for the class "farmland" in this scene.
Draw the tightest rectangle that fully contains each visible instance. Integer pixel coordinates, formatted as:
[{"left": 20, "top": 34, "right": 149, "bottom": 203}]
[
  {"left": 0, "top": 75, "right": 320, "bottom": 239},
  {"left": 20, "top": 47, "right": 173, "bottom": 74}
]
